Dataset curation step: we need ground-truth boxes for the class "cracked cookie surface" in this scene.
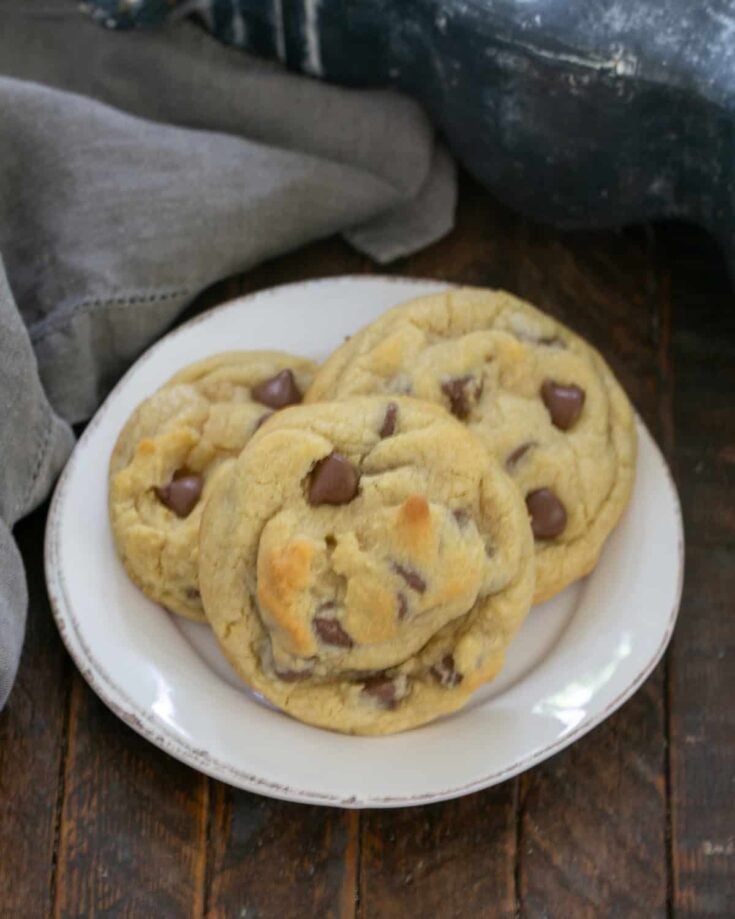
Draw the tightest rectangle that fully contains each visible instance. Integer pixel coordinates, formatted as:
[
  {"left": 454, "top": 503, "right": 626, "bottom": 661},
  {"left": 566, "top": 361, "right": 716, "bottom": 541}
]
[
  {"left": 198, "top": 397, "right": 534, "bottom": 734},
  {"left": 109, "top": 351, "right": 317, "bottom": 620},
  {"left": 306, "top": 288, "right": 637, "bottom": 603}
]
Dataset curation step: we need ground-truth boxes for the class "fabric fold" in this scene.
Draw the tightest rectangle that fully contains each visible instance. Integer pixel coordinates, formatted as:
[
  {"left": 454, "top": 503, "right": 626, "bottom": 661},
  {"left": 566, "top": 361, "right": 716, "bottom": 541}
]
[
  {"left": 0, "top": 0, "right": 456, "bottom": 709},
  {"left": 0, "top": 261, "right": 74, "bottom": 709}
]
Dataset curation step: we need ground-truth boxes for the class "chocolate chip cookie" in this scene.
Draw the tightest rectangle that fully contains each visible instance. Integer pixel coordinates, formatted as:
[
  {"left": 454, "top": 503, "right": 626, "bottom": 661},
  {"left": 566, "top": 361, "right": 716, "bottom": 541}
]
[
  {"left": 109, "top": 351, "right": 317, "bottom": 620},
  {"left": 198, "top": 397, "right": 534, "bottom": 734},
  {"left": 306, "top": 288, "right": 637, "bottom": 603}
]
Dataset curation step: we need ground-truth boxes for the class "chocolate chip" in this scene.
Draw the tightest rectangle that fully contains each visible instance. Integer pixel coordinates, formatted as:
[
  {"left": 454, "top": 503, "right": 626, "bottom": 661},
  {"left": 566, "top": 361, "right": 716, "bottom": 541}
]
[
  {"left": 313, "top": 616, "right": 354, "bottom": 648},
  {"left": 394, "top": 563, "right": 426, "bottom": 593},
  {"left": 362, "top": 675, "right": 398, "bottom": 709},
  {"left": 346, "top": 669, "right": 380, "bottom": 680},
  {"left": 251, "top": 368, "right": 302, "bottom": 409},
  {"left": 453, "top": 509, "right": 470, "bottom": 527},
  {"left": 541, "top": 380, "right": 585, "bottom": 431},
  {"left": 254, "top": 412, "right": 273, "bottom": 431},
  {"left": 185, "top": 587, "right": 201, "bottom": 601},
  {"left": 308, "top": 453, "right": 359, "bottom": 506},
  {"left": 505, "top": 441, "right": 536, "bottom": 471},
  {"left": 397, "top": 593, "right": 409, "bottom": 620},
  {"left": 441, "top": 375, "right": 482, "bottom": 420},
  {"left": 526, "top": 488, "right": 567, "bottom": 539},
  {"left": 379, "top": 402, "right": 398, "bottom": 438},
  {"left": 156, "top": 473, "right": 202, "bottom": 518},
  {"left": 275, "top": 667, "right": 312, "bottom": 682},
  {"left": 430, "top": 654, "right": 463, "bottom": 688}
]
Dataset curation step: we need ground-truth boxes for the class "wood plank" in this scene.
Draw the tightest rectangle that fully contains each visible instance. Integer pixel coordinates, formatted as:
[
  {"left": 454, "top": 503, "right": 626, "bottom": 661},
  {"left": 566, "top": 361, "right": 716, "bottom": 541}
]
[
  {"left": 206, "top": 785, "right": 357, "bottom": 918},
  {"left": 670, "top": 546, "right": 735, "bottom": 917},
  {"left": 514, "top": 221, "right": 669, "bottom": 916},
  {"left": 52, "top": 675, "right": 209, "bottom": 918},
  {"left": 382, "top": 176, "right": 524, "bottom": 289},
  {"left": 14, "top": 179, "right": 726, "bottom": 917},
  {"left": 359, "top": 788, "right": 518, "bottom": 919},
  {"left": 663, "top": 224, "right": 735, "bottom": 917},
  {"left": 0, "top": 505, "right": 70, "bottom": 916},
  {"left": 357, "top": 178, "right": 524, "bottom": 918},
  {"left": 518, "top": 674, "right": 667, "bottom": 918}
]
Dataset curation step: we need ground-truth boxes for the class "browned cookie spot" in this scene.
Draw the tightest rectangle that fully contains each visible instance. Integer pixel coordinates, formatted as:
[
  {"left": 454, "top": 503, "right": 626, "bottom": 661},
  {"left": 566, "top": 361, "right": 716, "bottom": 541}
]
[
  {"left": 526, "top": 488, "right": 567, "bottom": 539},
  {"left": 252, "top": 368, "right": 302, "bottom": 409}
]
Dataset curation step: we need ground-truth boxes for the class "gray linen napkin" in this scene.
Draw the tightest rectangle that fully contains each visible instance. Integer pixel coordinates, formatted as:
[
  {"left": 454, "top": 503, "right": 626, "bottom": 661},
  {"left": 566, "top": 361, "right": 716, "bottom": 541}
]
[{"left": 0, "top": 2, "right": 456, "bottom": 708}]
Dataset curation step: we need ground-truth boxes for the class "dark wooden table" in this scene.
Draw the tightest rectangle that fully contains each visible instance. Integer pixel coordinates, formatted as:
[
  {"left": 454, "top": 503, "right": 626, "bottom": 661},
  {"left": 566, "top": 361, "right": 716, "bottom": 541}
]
[{"left": 1, "top": 175, "right": 733, "bottom": 918}]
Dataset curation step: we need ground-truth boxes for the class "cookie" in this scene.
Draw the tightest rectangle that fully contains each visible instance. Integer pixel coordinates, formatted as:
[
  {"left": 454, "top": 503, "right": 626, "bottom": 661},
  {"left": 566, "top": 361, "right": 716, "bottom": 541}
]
[
  {"left": 198, "top": 397, "right": 534, "bottom": 734},
  {"left": 306, "top": 288, "right": 636, "bottom": 603},
  {"left": 109, "top": 351, "right": 317, "bottom": 620}
]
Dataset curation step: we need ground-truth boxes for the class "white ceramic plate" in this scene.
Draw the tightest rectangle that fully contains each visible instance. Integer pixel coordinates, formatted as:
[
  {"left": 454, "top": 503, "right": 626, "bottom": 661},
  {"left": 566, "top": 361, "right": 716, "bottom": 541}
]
[{"left": 45, "top": 276, "right": 684, "bottom": 808}]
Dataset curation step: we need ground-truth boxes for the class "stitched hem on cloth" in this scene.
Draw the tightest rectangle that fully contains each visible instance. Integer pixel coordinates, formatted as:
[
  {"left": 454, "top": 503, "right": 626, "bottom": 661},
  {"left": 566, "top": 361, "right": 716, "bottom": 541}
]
[{"left": 28, "top": 287, "right": 192, "bottom": 344}]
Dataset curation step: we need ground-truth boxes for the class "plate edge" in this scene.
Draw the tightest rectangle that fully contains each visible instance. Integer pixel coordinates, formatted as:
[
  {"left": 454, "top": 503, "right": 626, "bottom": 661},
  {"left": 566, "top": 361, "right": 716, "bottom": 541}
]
[{"left": 43, "top": 277, "right": 686, "bottom": 809}]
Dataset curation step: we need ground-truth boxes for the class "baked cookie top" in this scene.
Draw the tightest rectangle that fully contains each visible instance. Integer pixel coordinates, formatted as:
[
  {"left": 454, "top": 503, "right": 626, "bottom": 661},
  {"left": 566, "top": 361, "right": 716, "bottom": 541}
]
[
  {"left": 109, "top": 351, "right": 317, "bottom": 620},
  {"left": 306, "top": 288, "right": 637, "bottom": 603},
  {"left": 198, "top": 396, "right": 534, "bottom": 734}
]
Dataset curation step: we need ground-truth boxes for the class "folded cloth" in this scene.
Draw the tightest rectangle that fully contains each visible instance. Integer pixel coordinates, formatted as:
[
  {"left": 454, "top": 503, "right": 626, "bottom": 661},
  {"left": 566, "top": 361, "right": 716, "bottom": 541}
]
[
  {"left": 0, "top": 0, "right": 456, "bottom": 708},
  {"left": 90, "top": 0, "right": 735, "bottom": 283}
]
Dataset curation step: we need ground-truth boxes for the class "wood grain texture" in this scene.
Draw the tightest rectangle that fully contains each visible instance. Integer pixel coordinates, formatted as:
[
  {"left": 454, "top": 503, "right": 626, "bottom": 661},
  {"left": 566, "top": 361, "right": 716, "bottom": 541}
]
[
  {"left": 52, "top": 678, "right": 209, "bottom": 918},
  {"left": 359, "top": 788, "right": 518, "bottom": 919},
  {"left": 513, "top": 222, "right": 669, "bottom": 917},
  {"left": 0, "top": 506, "right": 70, "bottom": 918},
  {"left": 664, "top": 225, "right": 735, "bottom": 917},
  {"left": 206, "top": 785, "right": 358, "bottom": 918},
  {"left": 518, "top": 675, "right": 667, "bottom": 918},
  {"left": 191, "top": 232, "right": 368, "bottom": 919},
  {"left": 2, "top": 179, "right": 734, "bottom": 917},
  {"left": 355, "top": 179, "right": 523, "bottom": 919}
]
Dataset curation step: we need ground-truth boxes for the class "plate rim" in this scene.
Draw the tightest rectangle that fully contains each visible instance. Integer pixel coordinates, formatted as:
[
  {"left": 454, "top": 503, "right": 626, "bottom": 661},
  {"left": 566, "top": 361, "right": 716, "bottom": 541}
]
[{"left": 44, "top": 275, "right": 685, "bottom": 809}]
